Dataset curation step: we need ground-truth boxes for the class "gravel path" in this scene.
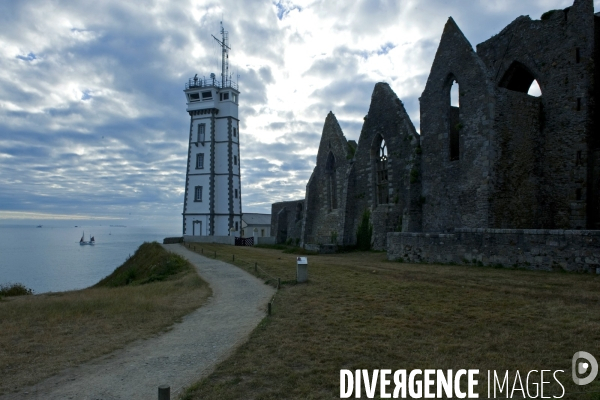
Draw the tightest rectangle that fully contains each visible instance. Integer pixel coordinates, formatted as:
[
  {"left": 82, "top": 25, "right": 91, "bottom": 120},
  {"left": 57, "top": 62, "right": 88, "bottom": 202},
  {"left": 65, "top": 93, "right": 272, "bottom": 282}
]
[{"left": 2, "top": 243, "right": 275, "bottom": 400}]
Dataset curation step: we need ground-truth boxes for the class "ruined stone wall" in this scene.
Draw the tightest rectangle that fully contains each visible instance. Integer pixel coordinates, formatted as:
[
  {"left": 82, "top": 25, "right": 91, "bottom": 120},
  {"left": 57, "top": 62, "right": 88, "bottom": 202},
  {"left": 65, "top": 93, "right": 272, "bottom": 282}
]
[
  {"left": 388, "top": 229, "right": 600, "bottom": 272},
  {"left": 344, "top": 83, "right": 420, "bottom": 249},
  {"left": 302, "top": 112, "right": 351, "bottom": 245},
  {"left": 476, "top": 0, "right": 596, "bottom": 229},
  {"left": 419, "top": 18, "right": 495, "bottom": 232},
  {"left": 491, "top": 90, "right": 545, "bottom": 228},
  {"left": 270, "top": 200, "right": 304, "bottom": 245},
  {"left": 272, "top": 0, "right": 600, "bottom": 259}
]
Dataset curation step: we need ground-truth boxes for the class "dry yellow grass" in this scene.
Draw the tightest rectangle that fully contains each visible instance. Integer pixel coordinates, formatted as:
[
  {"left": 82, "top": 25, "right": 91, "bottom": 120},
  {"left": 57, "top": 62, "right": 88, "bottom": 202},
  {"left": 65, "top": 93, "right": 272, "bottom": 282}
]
[
  {"left": 0, "top": 247, "right": 211, "bottom": 395},
  {"left": 180, "top": 243, "right": 600, "bottom": 400}
]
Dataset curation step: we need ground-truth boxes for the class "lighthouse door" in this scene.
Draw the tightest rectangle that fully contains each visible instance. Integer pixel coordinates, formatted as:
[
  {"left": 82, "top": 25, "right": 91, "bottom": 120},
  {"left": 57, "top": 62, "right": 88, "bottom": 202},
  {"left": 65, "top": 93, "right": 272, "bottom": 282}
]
[{"left": 193, "top": 221, "right": 202, "bottom": 236}]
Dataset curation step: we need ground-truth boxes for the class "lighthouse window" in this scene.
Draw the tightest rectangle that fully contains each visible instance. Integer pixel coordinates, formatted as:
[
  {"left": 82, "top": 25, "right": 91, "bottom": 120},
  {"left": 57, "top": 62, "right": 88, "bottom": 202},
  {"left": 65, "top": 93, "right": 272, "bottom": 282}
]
[
  {"left": 189, "top": 93, "right": 200, "bottom": 102},
  {"left": 233, "top": 93, "right": 238, "bottom": 103},
  {"left": 194, "top": 186, "right": 203, "bottom": 202},
  {"left": 201, "top": 91, "right": 212, "bottom": 100},
  {"left": 196, "top": 153, "right": 204, "bottom": 169},
  {"left": 235, "top": 189, "right": 238, "bottom": 198},
  {"left": 198, "top": 124, "right": 205, "bottom": 143},
  {"left": 233, "top": 127, "right": 237, "bottom": 137},
  {"left": 234, "top": 155, "right": 238, "bottom": 165},
  {"left": 220, "top": 92, "right": 229, "bottom": 101}
]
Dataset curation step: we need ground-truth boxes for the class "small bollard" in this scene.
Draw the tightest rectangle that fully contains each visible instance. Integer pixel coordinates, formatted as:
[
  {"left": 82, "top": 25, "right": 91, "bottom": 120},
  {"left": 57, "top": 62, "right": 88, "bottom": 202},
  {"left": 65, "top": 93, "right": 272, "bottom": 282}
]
[
  {"left": 278, "top": 278, "right": 281, "bottom": 289},
  {"left": 268, "top": 302, "right": 271, "bottom": 315},
  {"left": 158, "top": 385, "right": 170, "bottom": 400}
]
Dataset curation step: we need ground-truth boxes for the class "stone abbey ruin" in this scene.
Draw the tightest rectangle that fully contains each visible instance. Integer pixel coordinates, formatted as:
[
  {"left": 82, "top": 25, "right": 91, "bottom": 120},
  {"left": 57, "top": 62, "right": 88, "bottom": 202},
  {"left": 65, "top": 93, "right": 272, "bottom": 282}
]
[{"left": 272, "top": 0, "right": 600, "bottom": 272}]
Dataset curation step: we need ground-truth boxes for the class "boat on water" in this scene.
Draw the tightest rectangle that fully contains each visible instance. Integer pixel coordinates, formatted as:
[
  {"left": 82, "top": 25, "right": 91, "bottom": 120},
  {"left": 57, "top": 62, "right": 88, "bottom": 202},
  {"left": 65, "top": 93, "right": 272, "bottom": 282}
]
[{"left": 79, "top": 232, "right": 96, "bottom": 245}]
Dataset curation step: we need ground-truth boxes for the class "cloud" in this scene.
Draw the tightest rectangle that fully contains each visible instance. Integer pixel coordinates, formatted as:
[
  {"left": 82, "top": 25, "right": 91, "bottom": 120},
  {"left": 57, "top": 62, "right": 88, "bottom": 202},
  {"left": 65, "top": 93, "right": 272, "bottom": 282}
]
[{"left": 0, "top": 0, "right": 597, "bottom": 223}]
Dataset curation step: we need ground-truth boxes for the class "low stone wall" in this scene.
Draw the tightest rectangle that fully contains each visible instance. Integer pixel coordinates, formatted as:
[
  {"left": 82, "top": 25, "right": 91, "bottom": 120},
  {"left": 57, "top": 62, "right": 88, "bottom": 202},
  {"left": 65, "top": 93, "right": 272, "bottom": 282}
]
[
  {"left": 183, "top": 235, "right": 235, "bottom": 245},
  {"left": 304, "top": 243, "right": 337, "bottom": 254},
  {"left": 163, "top": 236, "right": 183, "bottom": 244},
  {"left": 387, "top": 229, "right": 600, "bottom": 272},
  {"left": 254, "top": 236, "right": 276, "bottom": 245}
]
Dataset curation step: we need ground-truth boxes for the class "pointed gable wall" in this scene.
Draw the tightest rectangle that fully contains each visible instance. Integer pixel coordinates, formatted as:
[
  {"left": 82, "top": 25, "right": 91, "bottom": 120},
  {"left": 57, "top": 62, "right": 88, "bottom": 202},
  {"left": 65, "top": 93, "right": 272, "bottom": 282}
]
[
  {"left": 343, "top": 83, "right": 420, "bottom": 249},
  {"left": 420, "top": 17, "right": 495, "bottom": 232},
  {"left": 302, "top": 112, "right": 351, "bottom": 245}
]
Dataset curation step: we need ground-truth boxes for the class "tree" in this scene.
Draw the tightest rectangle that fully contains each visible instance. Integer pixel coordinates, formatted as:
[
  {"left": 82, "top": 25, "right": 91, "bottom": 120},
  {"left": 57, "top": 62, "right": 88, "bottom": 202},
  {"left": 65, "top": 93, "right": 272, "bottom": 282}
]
[{"left": 356, "top": 208, "right": 373, "bottom": 251}]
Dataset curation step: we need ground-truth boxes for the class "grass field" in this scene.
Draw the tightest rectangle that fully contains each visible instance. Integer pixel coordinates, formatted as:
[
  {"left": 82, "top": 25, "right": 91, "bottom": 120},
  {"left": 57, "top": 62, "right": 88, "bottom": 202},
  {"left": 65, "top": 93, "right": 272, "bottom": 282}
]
[
  {"left": 179, "top": 243, "right": 600, "bottom": 400},
  {"left": 0, "top": 242, "right": 211, "bottom": 395}
]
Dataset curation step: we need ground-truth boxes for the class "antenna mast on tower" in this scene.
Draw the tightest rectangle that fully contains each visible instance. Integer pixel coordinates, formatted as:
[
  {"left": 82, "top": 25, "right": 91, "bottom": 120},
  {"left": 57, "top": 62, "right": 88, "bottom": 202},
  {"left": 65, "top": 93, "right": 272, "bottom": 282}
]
[{"left": 212, "top": 21, "right": 230, "bottom": 88}]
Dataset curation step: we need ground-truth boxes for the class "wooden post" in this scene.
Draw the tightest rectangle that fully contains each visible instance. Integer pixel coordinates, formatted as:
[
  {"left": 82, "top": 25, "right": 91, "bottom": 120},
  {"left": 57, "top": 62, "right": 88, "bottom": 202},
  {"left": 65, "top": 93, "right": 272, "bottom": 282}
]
[
  {"left": 255, "top": 262, "right": 257, "bottom": 272},
  {"left": 202, "top": 248, "right": 204, "bottom": 254},
  {"left": 214, "top": 250, "right": 217, "bottom": 258},
  {"left": 194, "top": 246, "right": 196, "bottom": 251},
  {"left": 278, "top": 278, "right": 280, "bottom": 289},
  {"left": 158, "top": 385, "right": 170, "bottom": 400},
  {"left": 268, "top": 302, "right": 271, "bottom": 316},
  {"left": 233, "top": 254, "right": 235, "bottom": 261}
]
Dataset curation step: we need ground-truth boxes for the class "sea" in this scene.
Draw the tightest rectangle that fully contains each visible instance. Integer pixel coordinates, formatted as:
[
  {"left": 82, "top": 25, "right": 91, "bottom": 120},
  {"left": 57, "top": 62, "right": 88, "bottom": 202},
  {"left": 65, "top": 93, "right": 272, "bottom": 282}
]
[{"left": 0, "top": 222, "right": 181, "bottom": 294}]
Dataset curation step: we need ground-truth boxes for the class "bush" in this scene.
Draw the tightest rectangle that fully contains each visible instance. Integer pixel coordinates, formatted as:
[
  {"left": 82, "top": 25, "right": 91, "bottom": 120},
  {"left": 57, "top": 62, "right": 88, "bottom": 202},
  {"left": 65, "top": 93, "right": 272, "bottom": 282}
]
[
  {"left": 356, "top": 209, "right": 373, "bottom": 251},
  {"left": 0, "top": 283, "right": 33, "bottom": 297},
  {"left": 541, "top": 9, "right": 560, "bottom": 20},
  {"left": 410, "top": 168, "right": 419, "bottom": 183}
]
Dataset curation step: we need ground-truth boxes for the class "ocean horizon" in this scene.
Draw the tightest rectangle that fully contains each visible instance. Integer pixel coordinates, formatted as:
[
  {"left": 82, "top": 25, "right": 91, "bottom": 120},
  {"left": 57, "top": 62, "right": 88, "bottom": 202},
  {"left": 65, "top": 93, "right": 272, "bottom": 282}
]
[{"left": 0, "top": 222, "right": 181, "bottom": 294}]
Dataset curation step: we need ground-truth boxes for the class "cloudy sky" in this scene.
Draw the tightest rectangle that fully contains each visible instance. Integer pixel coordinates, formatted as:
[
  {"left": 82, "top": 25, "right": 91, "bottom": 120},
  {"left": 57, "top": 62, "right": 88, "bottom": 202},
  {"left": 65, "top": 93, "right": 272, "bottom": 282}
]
[{"left": 1, "top": 0, "right": 597, "bottom": 227}]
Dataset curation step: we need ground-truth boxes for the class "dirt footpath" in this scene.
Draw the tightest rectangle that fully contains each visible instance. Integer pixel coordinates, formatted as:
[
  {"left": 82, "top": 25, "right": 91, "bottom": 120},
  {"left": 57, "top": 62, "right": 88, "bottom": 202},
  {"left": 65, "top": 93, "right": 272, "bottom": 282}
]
[{"left": 2, "top": 244, "right": 275, "bottom": 400}]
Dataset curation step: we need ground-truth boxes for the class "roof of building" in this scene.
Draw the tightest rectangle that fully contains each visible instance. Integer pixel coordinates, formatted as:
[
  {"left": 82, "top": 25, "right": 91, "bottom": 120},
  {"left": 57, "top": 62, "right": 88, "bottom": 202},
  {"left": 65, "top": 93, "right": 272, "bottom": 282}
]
[{"left": 242, "top": 213, "right": 271, "bottom": 226}]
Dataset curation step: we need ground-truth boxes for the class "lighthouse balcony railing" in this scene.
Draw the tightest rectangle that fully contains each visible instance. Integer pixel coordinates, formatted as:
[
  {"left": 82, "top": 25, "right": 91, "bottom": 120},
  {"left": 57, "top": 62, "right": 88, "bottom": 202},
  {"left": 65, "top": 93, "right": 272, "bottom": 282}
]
[{"left": 186, "top": 77, "right": 238, "bottom": 91}]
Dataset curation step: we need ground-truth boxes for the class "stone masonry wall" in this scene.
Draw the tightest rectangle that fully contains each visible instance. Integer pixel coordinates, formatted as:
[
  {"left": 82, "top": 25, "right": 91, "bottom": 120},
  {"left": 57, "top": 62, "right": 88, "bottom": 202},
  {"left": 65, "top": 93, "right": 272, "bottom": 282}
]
[
  {"left": 491, "top": 90, "right": 545, "bottom": 228},
  {"left": 388, "top": 229, "right": 600, "bottom": 272},
  {"left": 270, "top": 200, "right": 305, "bottom": 245},
  {"left": 343, "top": 83, "right": 421, "bottom": 250},
  {"left": 419, "top": 18, "right": 495, "bottom": 232},
  {"left": 302, "top": 112, "right": 351, "bottom": 246},
  {"left": 476, "top": 0, "right": 596, "bottom": 229}
]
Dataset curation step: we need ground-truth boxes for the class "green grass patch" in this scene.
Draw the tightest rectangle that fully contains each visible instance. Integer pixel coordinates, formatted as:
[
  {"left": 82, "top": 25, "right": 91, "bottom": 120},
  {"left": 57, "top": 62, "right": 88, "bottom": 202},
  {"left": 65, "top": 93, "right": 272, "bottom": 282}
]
[
  {"left": 0, "top": 242, "right": 210, "bottom": 395},
  {"left": 94, "top": 241, "right": 190, "bottom": 287},
  {"left": 181, "top": 243, "right": 600, "bottom": 400}
]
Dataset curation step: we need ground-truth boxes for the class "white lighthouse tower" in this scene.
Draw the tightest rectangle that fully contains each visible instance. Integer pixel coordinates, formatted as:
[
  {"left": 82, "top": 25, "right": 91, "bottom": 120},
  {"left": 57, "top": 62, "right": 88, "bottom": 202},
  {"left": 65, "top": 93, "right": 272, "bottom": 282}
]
[{"left": 182, "top": 23, "right": 242, "bottom": 238}]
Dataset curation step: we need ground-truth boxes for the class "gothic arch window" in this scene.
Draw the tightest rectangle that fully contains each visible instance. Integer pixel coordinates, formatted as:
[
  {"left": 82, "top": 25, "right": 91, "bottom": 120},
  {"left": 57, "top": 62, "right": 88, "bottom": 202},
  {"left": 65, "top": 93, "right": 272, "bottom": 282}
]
[
  {"left": 499, "top": 61, "right": 542, "bottom": 97},
  {"left": 325, "top": 151, "right": 337, "bottom": 211},
  {"left": 373, "top": 135, "right": 389, "bottom": 205},
  {"left": 448, "top": 75, "right": 460, "bottom": 161}
]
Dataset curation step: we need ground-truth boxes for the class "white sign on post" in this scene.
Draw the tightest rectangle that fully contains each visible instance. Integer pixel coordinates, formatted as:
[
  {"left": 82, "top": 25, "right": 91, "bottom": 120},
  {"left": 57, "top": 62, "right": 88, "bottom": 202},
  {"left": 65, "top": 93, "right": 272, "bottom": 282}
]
[{"left": 296, "top": 257, "right": 308, "bottom": 282}]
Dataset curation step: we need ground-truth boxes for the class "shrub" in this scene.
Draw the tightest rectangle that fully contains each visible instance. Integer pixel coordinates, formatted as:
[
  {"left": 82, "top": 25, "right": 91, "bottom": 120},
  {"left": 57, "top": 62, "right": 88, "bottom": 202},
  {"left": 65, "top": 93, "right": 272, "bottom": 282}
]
[
  {"left": 356, "top": 209, "right": 373, "bottom": 251},
  {"left": 410, "top": 168, "right": 419, "bottom": 183},
  {"left": 0, "top": 283, "right": 33, "bottom": 297},
  {"left": 541, "top": 9, "right": 560, "bottom": 20}
]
